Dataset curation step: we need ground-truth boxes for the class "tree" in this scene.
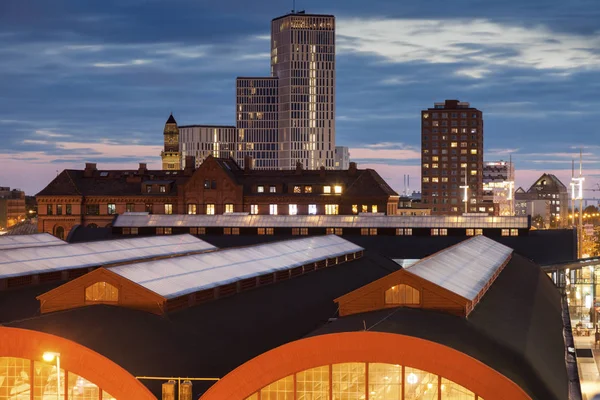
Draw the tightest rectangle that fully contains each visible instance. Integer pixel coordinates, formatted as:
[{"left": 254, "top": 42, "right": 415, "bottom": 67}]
[{"left": 532, "top": 214, "right": 545, "bottom": 229}]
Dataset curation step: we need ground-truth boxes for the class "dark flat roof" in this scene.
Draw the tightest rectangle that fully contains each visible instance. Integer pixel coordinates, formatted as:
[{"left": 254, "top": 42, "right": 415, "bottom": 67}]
[
  {"left": 272, "top": 12, "right": 335, "bottom": 22},
  {"left": 236, "top": 76, "right": 279, "bottom": 80},
  {"left": 178, "top": 125, "right": 236, "bottom": 129}
]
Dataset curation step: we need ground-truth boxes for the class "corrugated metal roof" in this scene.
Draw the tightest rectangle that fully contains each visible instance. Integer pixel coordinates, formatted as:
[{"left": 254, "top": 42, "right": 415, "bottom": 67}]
[
  {"left": 404, "top": 235, "right": 513, "bottom": 301},
  {"left": 0, "top": 234, "right": 216, "bottom": 279},
  {"left": 114, "top": 213, "right": 529, "bottom": 228},
  {"left": 0, "top": 233, "right": 66, "bottom": 251},
  {"left": 110, "top": 235, "right": 363, "bottom": 299}
]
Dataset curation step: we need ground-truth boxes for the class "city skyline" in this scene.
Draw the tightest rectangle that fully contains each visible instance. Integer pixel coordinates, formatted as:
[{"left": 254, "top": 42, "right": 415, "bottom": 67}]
[{"left": 1, "top": 0, "right": 599, "bottom": 195}]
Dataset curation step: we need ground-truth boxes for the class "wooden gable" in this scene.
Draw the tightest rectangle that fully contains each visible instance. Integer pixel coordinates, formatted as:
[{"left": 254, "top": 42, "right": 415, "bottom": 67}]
[
  {"left": 182, "top": 156, "right": 243, "bottom": 209},
  {"left": 335, "top": 268, "right": 470, "bottom": 318},
  {"left": 37, "top": 268, "right": 166, "bottom": 315}
]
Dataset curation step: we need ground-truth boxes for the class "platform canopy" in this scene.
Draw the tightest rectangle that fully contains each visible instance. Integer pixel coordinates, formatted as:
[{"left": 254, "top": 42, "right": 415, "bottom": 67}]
[
  {"left": 110, "top": 235, "right": 364, "bottom": 299},
  {"left": 0, "top": 233, "right": 66, "bottom": 251},
  {"left": 0, "top": 234, "right": 216, "bottom": 279}
]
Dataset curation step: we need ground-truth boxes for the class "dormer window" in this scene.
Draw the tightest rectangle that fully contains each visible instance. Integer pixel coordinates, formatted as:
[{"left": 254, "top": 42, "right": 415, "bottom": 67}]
[{"left": 385, "top": 284, "right": 420, "bottom": 305}]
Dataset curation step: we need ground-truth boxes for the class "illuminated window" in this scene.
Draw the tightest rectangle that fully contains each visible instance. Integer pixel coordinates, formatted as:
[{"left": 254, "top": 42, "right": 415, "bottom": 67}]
[
  {"left": 206, "top": 204, "right": 215, "bottom": 215},
  {"left": 294, "top": 186, "right": 302, "bottom": 193},
  {"left": 69, "top": 371, "right": 100, "bottom": 400},
  {"left": 289, "top": 204, "right": 298, "bottom": 215},
  {"left": 269, "top": 186, "right": 276, "bottom": 193},
  {"left": 466, "top": 229, "right": 474, "bottom": 236},
  {"left": 502, "top": 229, "right": 510, "bottom": 236},
  {"left": 333, "top": 363, "right": 366, "bottom": 398},
  {"left": 260, "top": 375, "right": 294, "bottom": 399},
  {"left": 297, "top": 366, "right": 329, "bottom": 399},
  {"left": 405, "top": 228, "right": 413, "bottom": 235},
  {"left": 372, "top": 205, "right": 378, "bottom": 213},
  {"left": 423, "top": 164, "right": 430, "bottom": 168},
  {"left": 352, "top": 204, "right": 358, "bottom": 214},
  {"left": 325, "top": 204, "right": 339, "bottom": 215},
  {"left": 385, "top": 284, "right": 420, "bottom": 305},
  {"left": 324, "top": 186, "right": 332, "bottom": 194},
  {"left": 431, "top": 228, "right": 439, "bottom": 236},
  {"left": 159, "top": 185, "right": 166, "bottom": 193},
  {"left": 423, "top": 113, "right": 429, "bottom": 119},
  {"left": 451, "top": 142, "right": 457, "bottom": 147},
  {"left": 511, "top": 229, "right": 519, "bottom": 236},
  {"left": 369, "top": 363, "right": 402, "bottom": 399},
  {"left": 250, "top": 204, "right": 259, "bottom": 215},
  {"left": 223, "top": 203, "right": 233, "bottom": 213},
  {"left": 475, "top": 229, "right": 483, "bottom": 235},
  {"left": 257, "top": 185, "right": 264, "bottom": 193},
  {"left": 441, "top": 377, "right": 475, "bottom": 399},
  {"left": 405, "top": 367, "right": 438, "bottom": 400},
  {"left": 308, "top": 204, "right": 317, "bottom": 215},
  {"left": 432, "top": 164, "right": 438, "bottom": 168},
  {"left": 334, "top": 185, "right": 342, "bottom": 194},
  {"left": 85, "top": 282, "right": 118, "bottom": 302},
  {"left": 270, "top": 204, "right": 278, "bottom": 215},
  {"left": 362, "top": 205, "right": 368, "bottom": 213},
  {"left": 304, "top": 185, "right": 313, "bottom": 193},
  {"left": 423, "top": 177, "right": 430, "bottom": 183},
  {"left": 432, "top": 178, "right": 439, "bottom": 183},
  {"left": 187, "top": 204, "right": 197, "bottom": 215},
  {"left": 164, "top": 204, "right": 173, "bottom": 215},
  {"left": 470, "top": 149, "right": 477, "bottom": 155},
  {"left": 470, "top": 170, "right": 477, "bottom": 175}
]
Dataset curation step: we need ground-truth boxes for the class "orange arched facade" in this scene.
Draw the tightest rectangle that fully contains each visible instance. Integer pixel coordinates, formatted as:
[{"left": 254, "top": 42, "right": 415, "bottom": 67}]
[
  {"left": 0, "top": 326, "right": 156, "bottom": 400},
  {"left": 200, "top": 331, "right": 531, "bottom": 400}
]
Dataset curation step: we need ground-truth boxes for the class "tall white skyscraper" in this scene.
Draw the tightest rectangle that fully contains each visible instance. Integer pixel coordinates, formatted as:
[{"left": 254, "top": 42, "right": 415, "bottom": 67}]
[{"left": 270, "top": 12, "right": 336, "bottom": 170}]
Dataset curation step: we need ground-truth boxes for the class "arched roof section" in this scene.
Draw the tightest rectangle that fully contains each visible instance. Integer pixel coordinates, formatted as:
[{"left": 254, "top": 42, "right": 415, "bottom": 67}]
[
  {"left": 199, "top": 331, "right": 530, "bottom": 400},
  {"left": 0, "top": 326, "right": 156, "bottom": 400}
]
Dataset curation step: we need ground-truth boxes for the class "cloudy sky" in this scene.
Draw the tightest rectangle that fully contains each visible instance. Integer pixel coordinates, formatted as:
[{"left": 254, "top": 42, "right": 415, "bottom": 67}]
[{"left": 1, "top": 0, "right": 599, "bottom": 196}]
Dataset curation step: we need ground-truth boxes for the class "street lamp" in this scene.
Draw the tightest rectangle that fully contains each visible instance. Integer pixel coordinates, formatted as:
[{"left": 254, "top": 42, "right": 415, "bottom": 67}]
[{"left": 43, "top": 351, "right": 61, "bottom": 400}]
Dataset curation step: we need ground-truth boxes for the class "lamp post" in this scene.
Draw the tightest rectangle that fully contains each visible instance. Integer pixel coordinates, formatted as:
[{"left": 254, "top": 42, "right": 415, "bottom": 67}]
[{"left": 43, "top": 351, "right": 61, "bottom": 400}]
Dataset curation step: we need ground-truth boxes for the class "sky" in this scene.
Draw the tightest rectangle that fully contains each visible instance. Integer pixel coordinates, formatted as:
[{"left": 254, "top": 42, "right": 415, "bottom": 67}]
[{"left": 0, "top": 0, "right": 599, "bottom": 197}]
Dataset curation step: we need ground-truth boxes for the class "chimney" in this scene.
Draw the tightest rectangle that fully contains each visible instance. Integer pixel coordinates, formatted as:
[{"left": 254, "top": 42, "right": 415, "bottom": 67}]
[
  {"left": 83, "top": 163, "right": 97, "bottom": 178},
  {"left": 185, "top": 156, "right": 196, "bottom": 176},
  {"left": 348, "top": 162, "right": 357, "bottom": 176},
  {"left": 138, "top": 163, "right": 148, "bottom": 175},
  {"left": 244, "top": 155, "right": 253, "bottom": 173},
  {"left": 319, "top": 165, "right": 326, "bottom": 178},
  {"left": 295, "top": 161, "right": 303, "bottom": 175}
]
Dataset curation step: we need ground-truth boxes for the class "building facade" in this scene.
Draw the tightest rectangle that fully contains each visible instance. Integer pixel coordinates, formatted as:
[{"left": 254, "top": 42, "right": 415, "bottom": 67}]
[
  {"left": 515, "top": 173, "right": 568, "bottom": 228},
  {"left": 236, "top": 77, "right": 279, "bottom": 169},
  {"left": 421, "top": 100, "right": 485, "bottom": 215},
  {"left": 0, "top": 187, "right": 26, "bottom": 229},
  {"left": 334, "top": 146, "right": 350, "bottom": 170},
  {"left": 179, "top": 124, "right": 237, "bottom": 169},
  {"left": 160, "top": 114, "right": 181, "bottom": 170},
  {"left": 483, "top": 160, "right": 515, "bottom": 216},
  {"left": 271, "top": 12, "right": 336, "bottom": 170},
  {"left": 36, "top": 157, "right": 399, "bottom": 238}
]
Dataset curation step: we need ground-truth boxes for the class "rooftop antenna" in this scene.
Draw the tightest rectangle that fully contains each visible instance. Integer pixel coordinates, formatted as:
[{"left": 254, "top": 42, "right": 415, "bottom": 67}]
[{"left": 292, "top": 0, "right": 295, "bottom": 13}]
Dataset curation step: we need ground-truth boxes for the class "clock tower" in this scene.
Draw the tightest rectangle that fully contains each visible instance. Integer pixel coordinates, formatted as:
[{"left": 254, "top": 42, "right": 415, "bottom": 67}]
[{"left": 161, "top": 113, "right": 181, "bottom": 170}]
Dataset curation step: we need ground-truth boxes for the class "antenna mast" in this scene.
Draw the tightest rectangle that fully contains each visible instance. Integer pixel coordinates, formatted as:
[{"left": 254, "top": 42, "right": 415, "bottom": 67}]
[{"left": 292, "top": 0, "right": 296, "bottom": 13}]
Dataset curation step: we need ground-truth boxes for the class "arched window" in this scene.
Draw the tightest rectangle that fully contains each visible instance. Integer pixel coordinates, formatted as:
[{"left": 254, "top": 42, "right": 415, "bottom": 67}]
[
  {"left": 385, "top": 284, "right": 420, "bottom": 305},
  {"left": 85, "top": 282, "right": 119, "bottom": 302},
  {"left": 54, "top": 226, "right": 65, "bottom": 240}
]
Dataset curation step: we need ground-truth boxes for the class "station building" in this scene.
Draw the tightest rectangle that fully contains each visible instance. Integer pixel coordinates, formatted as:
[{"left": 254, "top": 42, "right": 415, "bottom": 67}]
[{"left": 0, "top": 233, "right": 579, "bottom": 399}]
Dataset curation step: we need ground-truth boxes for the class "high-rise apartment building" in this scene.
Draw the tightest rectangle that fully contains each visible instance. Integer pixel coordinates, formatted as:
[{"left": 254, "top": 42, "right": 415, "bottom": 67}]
[
  {"left": 334, "top": 146, "right": 350, "bottom": 170},
  {"left": 421, "top": 100, "right": 485, "bottom": 215},
  {"left": 270, "top": 12, "right": 336, "bottom": 170},
  {"left": 180, "top": 125, "right": 237, "bottom": 169},
  {"left": 483, "top": 160, "right": 515, "bottom": 216},
  {"left": 236, "top": 77, "right": 279, "bottom": 169}
]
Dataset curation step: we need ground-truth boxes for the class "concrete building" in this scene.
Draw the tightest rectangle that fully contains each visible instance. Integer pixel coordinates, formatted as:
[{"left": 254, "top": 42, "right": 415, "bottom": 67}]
[
  {"left": 334, "top": 146, "right": 349, "bottom": 170},
  {"left": 0, "top": 187, "right": 26, "bottom": 230},
  {"left": 270, "top": 12, "right": 336, "bottom": 170},
  {"left": 515, "top": 173, "right": 568, "bottom": 228},
  {"left": 421, "top": 100, "right": 485, "bottom": 215},
  {"left": 236, "top": 77, "right": 279, "bottom": 169},
  {"left": 160, "top": 114, "right": 181, "bottom": 171},
  {"left": 179, "top": 124, "right": 237, "bottom": 169},
  {"left": 483, "top": 160, "right": 515, "bottom": 216}
]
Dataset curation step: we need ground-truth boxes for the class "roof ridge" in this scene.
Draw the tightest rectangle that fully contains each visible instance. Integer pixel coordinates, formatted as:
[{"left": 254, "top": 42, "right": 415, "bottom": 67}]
[{"left": 64, "top": 170, "right": 82, "bottom": 196}]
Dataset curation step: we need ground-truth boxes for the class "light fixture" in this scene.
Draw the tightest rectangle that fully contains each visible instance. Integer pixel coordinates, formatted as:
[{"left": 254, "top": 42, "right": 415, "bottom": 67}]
[
  {"left": 42, "top": 351, "right": 61, "bottom": 400},
  {"left": 407, "top": 373, "right": 418, "bottom": 384}
]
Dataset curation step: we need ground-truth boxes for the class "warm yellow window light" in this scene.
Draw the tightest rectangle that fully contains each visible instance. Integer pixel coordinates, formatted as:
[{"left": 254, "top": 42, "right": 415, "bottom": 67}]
[
  {"left": 42, "top": 352, "right": 59, "bottom": 362},
  {"left": 334, "top": 185, "right": 342, "bottom": 194}
]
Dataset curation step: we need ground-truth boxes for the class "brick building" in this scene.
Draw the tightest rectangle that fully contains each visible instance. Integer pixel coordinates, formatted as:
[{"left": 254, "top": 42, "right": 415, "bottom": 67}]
[
  {"left": 0, "top": 187, "right": 26, "bottom": 229},
  {"left": 36, "top": 156, "right": 399, "bottom": 238},
  {"left": 421, "top": 100, "right": 488, "bottom": 215}
]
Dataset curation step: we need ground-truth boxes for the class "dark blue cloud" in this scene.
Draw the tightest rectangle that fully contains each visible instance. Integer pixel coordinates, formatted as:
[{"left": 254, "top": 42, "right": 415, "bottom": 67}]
[{"left": 0, "top": 0, "right": 598, "bottom": 194}]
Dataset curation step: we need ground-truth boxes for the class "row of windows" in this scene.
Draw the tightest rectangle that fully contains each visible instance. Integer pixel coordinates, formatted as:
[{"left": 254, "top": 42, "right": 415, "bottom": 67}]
[
  {"left": 120, "top": 227, "right": 520, "bottom": 238},
  {"left": 423, "top": 128, "right": 478, "bottom": 135},
  {"left": 426, "top": 120, "right": 479, "bottom": 127},
  {"left": 46, "top": 204, "right": 72, "bottom": 216},
  {"left": 184, "top": 203, "right": 379, "bottom": 215},
  {"left": 255, "top": 184, "right": 343, "bottom": 194},
  {"left": 423, "top": 112, "right": 479, "bottom": 119},
  {"left": 246, "top": 362, "right": 479, "bottom": 400}
]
